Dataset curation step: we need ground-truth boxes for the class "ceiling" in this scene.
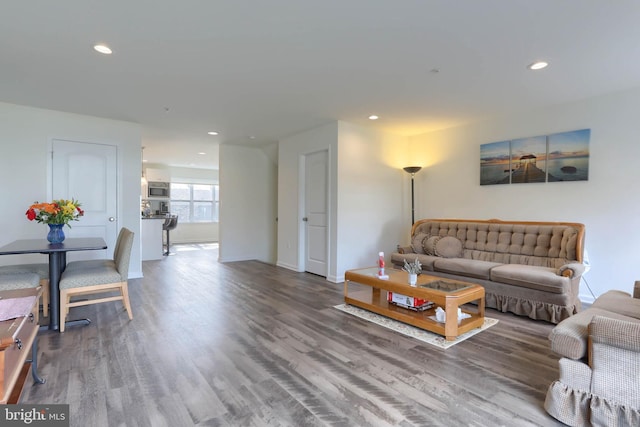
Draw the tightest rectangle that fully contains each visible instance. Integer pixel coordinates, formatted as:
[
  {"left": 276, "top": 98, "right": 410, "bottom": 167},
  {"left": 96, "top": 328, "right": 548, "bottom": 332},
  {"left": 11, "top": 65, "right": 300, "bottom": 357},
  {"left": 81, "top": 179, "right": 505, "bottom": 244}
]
[{"left": 3, "top": 1, "right": 640, "bottom": 170}]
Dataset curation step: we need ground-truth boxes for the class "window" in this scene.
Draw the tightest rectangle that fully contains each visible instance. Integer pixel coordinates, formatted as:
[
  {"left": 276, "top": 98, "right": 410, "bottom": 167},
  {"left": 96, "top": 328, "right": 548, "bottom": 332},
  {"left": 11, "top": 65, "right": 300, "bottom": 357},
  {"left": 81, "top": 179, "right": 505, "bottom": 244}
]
[{"left": 170, "top": 183, "right": 219, "bottom": 223}]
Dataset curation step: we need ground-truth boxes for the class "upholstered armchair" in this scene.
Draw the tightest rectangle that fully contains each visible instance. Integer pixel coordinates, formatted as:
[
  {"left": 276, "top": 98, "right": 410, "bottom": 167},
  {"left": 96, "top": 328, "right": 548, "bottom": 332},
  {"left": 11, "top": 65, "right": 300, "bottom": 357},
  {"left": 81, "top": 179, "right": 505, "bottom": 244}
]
[
  {"left": 58, "top": 228, "right": 134, "bottom": 332},
  {"left": 545, "top": 282, "right": 640, "bottom": 426}
]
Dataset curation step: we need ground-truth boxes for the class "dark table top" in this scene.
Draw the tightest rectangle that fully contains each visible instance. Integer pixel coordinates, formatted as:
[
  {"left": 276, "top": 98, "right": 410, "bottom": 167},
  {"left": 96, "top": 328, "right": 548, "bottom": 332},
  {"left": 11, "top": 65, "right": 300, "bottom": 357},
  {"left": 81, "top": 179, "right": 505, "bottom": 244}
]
[{"left": 0, "top": 237, "right": 107, "bottom": 255}]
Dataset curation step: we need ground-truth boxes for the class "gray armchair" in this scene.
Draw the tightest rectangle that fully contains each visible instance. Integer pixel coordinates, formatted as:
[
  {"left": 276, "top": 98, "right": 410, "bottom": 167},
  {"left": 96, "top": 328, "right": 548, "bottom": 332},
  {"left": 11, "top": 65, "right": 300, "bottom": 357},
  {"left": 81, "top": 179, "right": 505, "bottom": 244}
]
[{"left": 544, "top": 282, "right": 640, "bottom": 426}]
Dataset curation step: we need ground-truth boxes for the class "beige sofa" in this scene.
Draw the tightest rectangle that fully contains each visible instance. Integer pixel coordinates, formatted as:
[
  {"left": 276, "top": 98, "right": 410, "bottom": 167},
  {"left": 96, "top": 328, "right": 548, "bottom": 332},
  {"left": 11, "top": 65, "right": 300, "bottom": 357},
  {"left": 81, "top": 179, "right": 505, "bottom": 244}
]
[
  {"left": 544, "top": 282, "right": 640, "bottom": 426},
  {"left": 391, "top": 219, "right": 585, "bottom": 323}
]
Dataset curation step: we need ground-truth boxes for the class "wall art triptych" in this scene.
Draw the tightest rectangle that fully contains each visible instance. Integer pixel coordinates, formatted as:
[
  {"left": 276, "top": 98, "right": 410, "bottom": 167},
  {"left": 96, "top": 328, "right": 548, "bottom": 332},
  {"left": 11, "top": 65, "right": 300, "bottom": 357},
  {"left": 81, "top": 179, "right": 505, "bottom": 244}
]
[{"left": 480, "top": 129, "right": 590, "bottom": 186}]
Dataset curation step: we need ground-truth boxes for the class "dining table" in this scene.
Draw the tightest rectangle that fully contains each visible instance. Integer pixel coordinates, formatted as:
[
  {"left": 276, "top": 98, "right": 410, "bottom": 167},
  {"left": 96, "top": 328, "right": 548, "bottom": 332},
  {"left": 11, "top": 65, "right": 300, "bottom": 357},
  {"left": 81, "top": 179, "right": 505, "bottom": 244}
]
[{"left": 0, "top": 237, "right": 107, "bottom": 331}]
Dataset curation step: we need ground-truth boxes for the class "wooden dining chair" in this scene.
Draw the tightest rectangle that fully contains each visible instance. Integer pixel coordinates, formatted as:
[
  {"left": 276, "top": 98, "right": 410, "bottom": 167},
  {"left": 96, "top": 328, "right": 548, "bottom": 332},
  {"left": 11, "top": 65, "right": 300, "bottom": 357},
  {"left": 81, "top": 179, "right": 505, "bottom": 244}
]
[
  {"left": 58, "top": 228, "right": 134, "bottom": 332},
  {"left": 0, "top": 264, "right": 50, "bottom": 317}
]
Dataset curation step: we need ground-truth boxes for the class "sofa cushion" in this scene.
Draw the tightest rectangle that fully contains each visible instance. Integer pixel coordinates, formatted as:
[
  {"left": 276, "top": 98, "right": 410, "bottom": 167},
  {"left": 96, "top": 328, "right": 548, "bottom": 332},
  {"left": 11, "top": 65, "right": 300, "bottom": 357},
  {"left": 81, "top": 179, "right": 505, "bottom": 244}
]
[
  {"left": 490, "top": 264, "right": 569, "bottom": 294},
  {"left": 415, "top": 254, "right": 439, "bottom": 271},
  {"left": 390, "top": 252, "right": 438, "bottom": 271},
  {"left": 423, "top": 236, "right": 440, "bottom": 255},
  {"left": 433, "top": 258, "right": 503, "bottom": 280},
  {"left": 592, "top": 290, "right": 640, "bottom": 319},
  {"left": 434, "top": 236, "right": 463, "bottom": 258},
  {"left": 411, "top": 232, "right": 429, "bottom": 254},
  {"left": 0, "top": 272, "right": 40, "bottom": 289}
]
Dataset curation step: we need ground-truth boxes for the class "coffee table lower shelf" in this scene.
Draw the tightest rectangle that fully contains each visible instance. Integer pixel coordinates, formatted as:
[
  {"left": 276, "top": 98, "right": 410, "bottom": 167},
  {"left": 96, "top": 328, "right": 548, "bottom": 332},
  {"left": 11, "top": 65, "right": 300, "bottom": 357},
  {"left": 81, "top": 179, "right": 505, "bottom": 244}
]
[{"left": 345, "top": 288, "right": 484, "bottom": 341}]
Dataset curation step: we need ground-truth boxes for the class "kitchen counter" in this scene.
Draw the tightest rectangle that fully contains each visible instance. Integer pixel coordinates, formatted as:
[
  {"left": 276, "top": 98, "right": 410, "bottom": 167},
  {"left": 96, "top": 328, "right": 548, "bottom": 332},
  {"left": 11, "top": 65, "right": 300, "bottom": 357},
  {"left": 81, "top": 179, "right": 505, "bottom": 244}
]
[
  {"left": 141, "top": 217, "right": 164, "bottom": 260},
  {"left": 142, "top": 215, "right": 169, "bottom": 219}
]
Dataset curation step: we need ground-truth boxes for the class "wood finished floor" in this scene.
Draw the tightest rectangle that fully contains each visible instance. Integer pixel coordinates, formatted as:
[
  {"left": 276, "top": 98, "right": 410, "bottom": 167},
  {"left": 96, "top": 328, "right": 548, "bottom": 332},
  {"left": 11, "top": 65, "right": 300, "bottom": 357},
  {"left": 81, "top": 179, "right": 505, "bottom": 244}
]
[{"left": 22, "top": 245, "right": 564, "bottom": 427}]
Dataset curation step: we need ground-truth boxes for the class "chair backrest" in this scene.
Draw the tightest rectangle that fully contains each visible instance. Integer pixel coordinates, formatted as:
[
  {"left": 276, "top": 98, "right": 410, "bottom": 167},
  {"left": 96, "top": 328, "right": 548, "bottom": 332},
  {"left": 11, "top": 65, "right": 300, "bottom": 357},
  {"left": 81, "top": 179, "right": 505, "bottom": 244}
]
[
  {"left": 114, "top": 228, "right": 135, "bottom": 280},
  {"left": 112, "top": 227, "right": 124, "bottom": 262},
  {"left": 163, "top": 215, "right": 178, "bottom": 231}
]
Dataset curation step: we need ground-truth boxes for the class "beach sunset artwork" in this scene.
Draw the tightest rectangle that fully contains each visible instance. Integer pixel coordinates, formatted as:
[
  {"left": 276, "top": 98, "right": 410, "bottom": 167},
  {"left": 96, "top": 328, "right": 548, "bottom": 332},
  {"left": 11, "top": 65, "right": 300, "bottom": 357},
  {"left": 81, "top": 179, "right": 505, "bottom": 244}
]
[
  {"left": 547, "top": 129, "right": 590, "bottom": 181},
  {"left": 480, "top": 140, "right": 511, "bottom": 185},
  {"left": 479, "top": 128, "right": 590, "bottom": 185},
  {"left": 510, "top": 135, "right": 547, "bottom": 184}
]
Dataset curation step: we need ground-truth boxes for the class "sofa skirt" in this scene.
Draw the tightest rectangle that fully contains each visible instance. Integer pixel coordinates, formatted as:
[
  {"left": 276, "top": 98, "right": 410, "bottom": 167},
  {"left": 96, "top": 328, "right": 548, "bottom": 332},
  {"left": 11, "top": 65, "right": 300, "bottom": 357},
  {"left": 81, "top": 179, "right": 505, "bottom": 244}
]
[
  {"left": 393, "top": 267, "right": 579, "bottom": 324},
  {"left": 485, "top": 292, "right": 577, "bottom": 324},
  {"left": 545, "top": 381, "right": 640, "bottom": 427}
]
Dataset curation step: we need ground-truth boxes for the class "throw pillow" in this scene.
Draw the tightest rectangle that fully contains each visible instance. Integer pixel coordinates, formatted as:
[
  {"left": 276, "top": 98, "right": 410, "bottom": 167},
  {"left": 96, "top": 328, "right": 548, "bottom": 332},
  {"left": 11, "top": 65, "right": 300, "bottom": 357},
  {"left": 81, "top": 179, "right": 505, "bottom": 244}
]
[
  {"left": 434, "top": 236, "right": 463, "bottom": 258},
  {"left": 411, "top": 232, "right": 429, "bottom": 254},
  {"left": 423, "top": 235, "right": 441, "bottom": 255}
]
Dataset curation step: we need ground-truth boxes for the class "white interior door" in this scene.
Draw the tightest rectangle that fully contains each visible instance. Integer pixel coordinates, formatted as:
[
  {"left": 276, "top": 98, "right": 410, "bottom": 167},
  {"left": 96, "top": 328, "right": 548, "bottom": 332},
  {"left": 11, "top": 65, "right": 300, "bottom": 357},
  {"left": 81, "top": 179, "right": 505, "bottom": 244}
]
[
  {"left": 304, "top": 150, "right": 328, "bottom": 276},
  {"left": 52, "top": 139, "right": 117, "bottom": 261}
]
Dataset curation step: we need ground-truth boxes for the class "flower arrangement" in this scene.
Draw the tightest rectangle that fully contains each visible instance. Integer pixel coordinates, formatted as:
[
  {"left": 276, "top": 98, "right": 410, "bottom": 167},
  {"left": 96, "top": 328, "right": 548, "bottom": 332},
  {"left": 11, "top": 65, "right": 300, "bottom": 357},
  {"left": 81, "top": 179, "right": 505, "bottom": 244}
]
[
  {"left": 402, "top": 258, "right": 422, "bottom": 275},
  {"left": 26, "top": 199, "right": 84, "bottom": 227}
]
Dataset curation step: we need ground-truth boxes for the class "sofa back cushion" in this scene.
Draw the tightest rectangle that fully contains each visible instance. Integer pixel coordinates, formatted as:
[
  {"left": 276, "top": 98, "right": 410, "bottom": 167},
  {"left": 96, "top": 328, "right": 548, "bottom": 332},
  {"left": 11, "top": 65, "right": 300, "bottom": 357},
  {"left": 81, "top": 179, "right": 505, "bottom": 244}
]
[
  {"left": 434, "top": 236, "right": 463, "bottom": 258},
  {"left": 410, "top": 232, "right": 429, "bottom": 254},
  {"left": 412, "top": 219, "right": 584, "bottom": 267}
]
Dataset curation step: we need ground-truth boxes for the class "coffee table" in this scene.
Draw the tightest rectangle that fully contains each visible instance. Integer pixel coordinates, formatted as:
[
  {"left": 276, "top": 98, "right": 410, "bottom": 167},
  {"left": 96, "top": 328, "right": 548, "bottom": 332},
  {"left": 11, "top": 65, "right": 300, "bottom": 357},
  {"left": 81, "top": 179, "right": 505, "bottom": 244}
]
[{"left": 344, "top": 267, "right": 485, "bottom": 341}]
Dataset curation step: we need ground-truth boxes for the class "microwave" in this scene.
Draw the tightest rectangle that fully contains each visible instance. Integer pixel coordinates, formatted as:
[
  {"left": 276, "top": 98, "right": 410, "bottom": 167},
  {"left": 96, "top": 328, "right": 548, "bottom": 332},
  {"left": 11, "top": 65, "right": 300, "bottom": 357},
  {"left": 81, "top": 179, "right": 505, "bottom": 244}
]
[{"left": 148, "top": 181, "right": 170, "bottom": 198}]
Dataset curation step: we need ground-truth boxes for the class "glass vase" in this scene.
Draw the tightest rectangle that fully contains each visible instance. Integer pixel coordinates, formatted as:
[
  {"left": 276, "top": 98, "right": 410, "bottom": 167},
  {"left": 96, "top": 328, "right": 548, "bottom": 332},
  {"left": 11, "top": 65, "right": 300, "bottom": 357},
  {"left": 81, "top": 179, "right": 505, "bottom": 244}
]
[
  {"left": 47, "top": 223, "right": 65, "bottom": 244},
  {"left": 408, "top": 273, "right": 418, "bottom": 286}
]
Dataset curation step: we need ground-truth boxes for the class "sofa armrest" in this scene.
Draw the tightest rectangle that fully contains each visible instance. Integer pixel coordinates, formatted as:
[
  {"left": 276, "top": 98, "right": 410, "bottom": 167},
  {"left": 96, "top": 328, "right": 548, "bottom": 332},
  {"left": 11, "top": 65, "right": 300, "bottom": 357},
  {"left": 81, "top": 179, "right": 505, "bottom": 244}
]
[
  {"left": 589, "top": 315, "right": 640, "bottom": 354},
  {"left": 558, "top": 357, "right": 592, "bottom": 391},
  {"left": 635, "top": 281, "right": 640, "bottom": 299},
  {"left": 588, "top": 315, "right": 640, "bottom": 407},
  {"left": 396, "top": 245, "right": 413, "bottom": 255},
  {"left": 558, "top": 262, "right": 586, "bottom": 278}
]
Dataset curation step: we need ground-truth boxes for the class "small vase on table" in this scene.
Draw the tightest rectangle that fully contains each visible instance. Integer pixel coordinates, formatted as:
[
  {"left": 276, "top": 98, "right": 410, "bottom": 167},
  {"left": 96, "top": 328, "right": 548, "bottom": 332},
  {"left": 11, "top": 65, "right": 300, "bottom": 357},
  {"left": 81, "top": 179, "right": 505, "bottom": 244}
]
[
  {"left": 47, "top": 223, "right": 65, "bottom": 244},
  {"left": 402, "top": 258, "right": 422, "bottom": 287},
  {"left": 408, "top": 273, "right": 418, "bottom": 286}
]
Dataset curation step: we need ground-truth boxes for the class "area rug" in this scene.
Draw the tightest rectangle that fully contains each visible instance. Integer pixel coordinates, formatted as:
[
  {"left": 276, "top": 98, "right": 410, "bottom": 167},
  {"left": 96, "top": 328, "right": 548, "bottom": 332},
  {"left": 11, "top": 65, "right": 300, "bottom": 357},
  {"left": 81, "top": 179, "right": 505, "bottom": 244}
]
[{"left": 334, "top": 304, "right": 498, "bottom": 349}]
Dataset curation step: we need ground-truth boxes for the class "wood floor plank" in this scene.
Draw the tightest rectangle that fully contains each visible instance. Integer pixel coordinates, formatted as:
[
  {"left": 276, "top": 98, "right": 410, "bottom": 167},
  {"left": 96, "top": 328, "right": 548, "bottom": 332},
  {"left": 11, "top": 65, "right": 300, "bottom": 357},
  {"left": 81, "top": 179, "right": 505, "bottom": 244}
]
[{"left": 21, "top": 244, "right": 564, "bottom": 426}]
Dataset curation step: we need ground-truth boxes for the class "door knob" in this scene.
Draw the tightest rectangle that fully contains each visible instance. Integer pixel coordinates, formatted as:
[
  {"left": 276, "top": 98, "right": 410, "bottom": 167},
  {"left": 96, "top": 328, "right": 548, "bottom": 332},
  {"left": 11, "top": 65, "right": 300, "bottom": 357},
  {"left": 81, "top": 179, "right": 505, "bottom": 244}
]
[
  {"left": 302, "top": 217, "right": 308, "bottom": 222},
  {"left": 109, "top": 217, "right": 115, "bottom": 222}
]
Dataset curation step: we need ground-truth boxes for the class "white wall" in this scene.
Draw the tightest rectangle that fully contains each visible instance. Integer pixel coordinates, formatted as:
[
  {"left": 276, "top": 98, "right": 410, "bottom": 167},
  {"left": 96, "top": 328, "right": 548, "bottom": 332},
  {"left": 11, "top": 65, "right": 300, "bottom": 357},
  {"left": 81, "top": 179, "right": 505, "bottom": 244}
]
[
  {"left": 277, "top": 121, "right": 409, "bottom": 282},
  {"left": 335, "top": 122, "right": 410, "bottom": 282},
  {"left": 409, "top": 87, "right": 640, "bottom": 302},
  {"left": 277, "top": 122, "right": 339, "bottom": 275},
  {"left": 0, "top": 102, "right": 143, "bottom": 277},
  {"left": 219, "top": 144, "right": 277, "bottom": 263}
]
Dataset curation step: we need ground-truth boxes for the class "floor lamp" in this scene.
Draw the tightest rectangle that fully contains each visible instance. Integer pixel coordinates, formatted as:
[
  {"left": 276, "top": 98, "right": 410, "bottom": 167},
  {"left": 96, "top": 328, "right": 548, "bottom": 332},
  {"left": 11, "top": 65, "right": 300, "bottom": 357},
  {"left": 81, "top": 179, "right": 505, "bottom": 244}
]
[{"left": 403, "top": 166, "right": 422, "bottom": 225}]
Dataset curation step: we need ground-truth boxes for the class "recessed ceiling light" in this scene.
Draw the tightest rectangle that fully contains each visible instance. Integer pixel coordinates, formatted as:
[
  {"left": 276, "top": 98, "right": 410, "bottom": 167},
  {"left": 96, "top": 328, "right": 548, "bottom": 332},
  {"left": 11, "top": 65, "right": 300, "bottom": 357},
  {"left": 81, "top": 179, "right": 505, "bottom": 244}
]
[
  {"left": 93, "top": 44, "right": 112, "bottom": 55},
  {"left": 198, "top": 152, "right": 206, "bottom": 155},
  {"left": 248, "top": 136, "right": 256, "bottom": 140},
  {"left": 369, "top": 115, "right": 379, "bottom": 120},
  {"left": 207, "top": 131, "right": 218, "bottom": 136},
  {"left": 528, "top": 61, "right": 548, "bottom": 70}
]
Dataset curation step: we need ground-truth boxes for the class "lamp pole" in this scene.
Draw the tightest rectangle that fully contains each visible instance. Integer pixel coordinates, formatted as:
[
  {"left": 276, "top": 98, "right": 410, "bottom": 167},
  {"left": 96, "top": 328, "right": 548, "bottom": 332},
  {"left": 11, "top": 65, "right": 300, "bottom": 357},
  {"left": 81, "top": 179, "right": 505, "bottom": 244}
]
[{"left": 403, "top": 166, "right": 422, "bottom": 225}]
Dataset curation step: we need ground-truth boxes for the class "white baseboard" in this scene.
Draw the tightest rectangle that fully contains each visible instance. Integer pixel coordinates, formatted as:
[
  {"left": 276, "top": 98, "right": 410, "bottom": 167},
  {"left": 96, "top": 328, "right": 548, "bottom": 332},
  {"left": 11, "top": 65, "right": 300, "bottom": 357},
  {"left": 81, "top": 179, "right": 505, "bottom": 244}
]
[
  {"left": 276, "top": 261, "right": 302, "bottom": 272},
  {"left": 327, "top": 273, "right": 343, "bottom": 283},
  {"left": 579, "top": 293, "right": 596, "bottom": 305},
  {"left": 218, "top": 255, "right": 260, "bottom": 263},
  {"left": 128, "top": 270, "right": 143, "bottom": 279}
]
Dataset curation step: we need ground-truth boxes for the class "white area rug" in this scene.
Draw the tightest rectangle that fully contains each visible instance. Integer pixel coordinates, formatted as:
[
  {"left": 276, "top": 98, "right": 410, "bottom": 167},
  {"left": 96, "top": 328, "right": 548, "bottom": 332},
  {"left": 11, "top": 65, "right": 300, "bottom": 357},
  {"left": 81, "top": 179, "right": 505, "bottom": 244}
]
[{"left": 334, "top": 304, "right": 499, "bottom": 349}]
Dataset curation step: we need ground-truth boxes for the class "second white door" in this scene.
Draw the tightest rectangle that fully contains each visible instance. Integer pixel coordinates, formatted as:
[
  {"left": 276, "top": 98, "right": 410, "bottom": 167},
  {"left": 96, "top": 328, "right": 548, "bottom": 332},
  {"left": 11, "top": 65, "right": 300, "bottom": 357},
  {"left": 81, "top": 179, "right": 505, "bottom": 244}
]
[{"left": 304, "top": 150, "right": 328, "bottom": 276}]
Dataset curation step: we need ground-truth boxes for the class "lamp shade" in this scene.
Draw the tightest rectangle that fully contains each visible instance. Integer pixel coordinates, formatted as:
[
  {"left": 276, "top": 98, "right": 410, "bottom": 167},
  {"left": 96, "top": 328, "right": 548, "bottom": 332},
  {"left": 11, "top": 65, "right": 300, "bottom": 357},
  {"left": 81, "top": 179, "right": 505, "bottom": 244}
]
[{"left": 403, "top": 166, "right": 422, "bottom": 174}]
